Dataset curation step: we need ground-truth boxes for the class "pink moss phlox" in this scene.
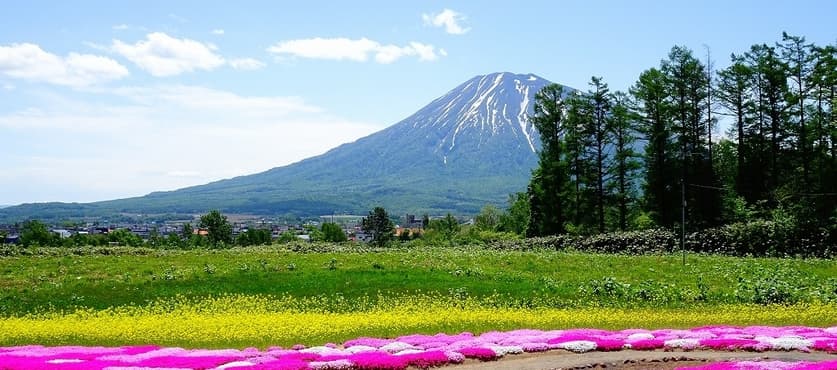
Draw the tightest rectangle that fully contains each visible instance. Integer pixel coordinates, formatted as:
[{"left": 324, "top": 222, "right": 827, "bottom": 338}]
[
  {"left": 593, "top": 339, "right": 626, "bottom": 351},
  {"left": 546, "top": 334, "right": 599, "bottom": 344},
  {"left": 520, "top": 342, "right": 550, "bottom": 352},
  {"left": 457, "top": 347, "right": 497, "bottom": 361},
  {"left": 812, "top": 339, "right": 837, "bottom": 353},
  {"left": 346, "top": 351, "right": 409, "bottom": 370},
  {"left": 247, "top": 357, "right": 309, "bottom": 370},
  {"left": 444, "top": 350, "right": 465, "bottom": 363},
  {"left": 628, "top": 339, "right": 666, "bottom": 350},
  {"left": 676, "top": 359, "right": 837, "bottom": 370},
  {"left": 699, "top": 338, "right": 762, "bottom": 351},
  {"left": 344, "top": 337, "right": 393, "bottom": 348},
  {"left": 400, "top": 350, "right": 450, "bottom": 368},
  {"left": 130, "top": 355, "right": 242, "bottom": 368}
]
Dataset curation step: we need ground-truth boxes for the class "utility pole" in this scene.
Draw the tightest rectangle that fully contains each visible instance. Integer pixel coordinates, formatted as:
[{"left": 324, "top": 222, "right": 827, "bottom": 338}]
[{"left": 681, "top": 177, "right": 686, "bottom": 265}]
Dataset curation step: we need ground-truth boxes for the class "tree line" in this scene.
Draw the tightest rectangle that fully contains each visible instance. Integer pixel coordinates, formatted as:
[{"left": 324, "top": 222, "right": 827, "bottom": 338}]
[{"left": 526, "top": 33, "right": 836, "bottom": 243}]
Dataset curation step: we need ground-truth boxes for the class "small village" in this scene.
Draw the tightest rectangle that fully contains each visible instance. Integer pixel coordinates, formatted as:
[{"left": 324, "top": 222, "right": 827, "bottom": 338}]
[{"left": 0, "top": 213, "right": 437, "bottom": 245}]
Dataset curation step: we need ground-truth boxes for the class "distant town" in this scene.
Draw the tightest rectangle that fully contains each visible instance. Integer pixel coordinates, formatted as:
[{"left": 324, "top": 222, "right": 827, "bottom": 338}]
[{"left": 0, "top": 213, "right": 437, "bottom": 245}]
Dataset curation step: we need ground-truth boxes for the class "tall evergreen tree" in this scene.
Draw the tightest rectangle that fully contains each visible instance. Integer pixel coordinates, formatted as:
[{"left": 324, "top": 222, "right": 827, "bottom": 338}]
[
  {"left": 527, "top": 84, "right": 569, "bottom": 236},
  {"left": 662, "top": 45, "right": 722, "bottom": 227},
  {"left": 562, "top": 91, "right": 592, "bottom": 228},
  {"left": 608, "top": 91, "right": 642, "bottom": 230},
  {"left": 747, "top": 44, "right": 789, "bottom": 200},
  {"left": 631, "top": 68, "right": 675, "bottom": 227},
  {"left": 584, "top": 77, "right": 612, "bottom": 233},
  {"left": 778, "top": 32, "right": 815, "bottom": 192},
  {"left": 716, "top": 55, "right": 758, "bottom": 200}
]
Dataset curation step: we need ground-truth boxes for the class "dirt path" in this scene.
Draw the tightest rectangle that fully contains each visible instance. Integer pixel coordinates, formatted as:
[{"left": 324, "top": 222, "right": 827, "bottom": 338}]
[{"left": 450, "top": 350, "right": 836, "bottom": 370}]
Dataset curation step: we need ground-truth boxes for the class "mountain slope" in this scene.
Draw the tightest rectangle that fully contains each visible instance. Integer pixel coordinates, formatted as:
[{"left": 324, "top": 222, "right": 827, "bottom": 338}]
[{"left": 2, "top": 72, "right": 570, "bottom": 221}]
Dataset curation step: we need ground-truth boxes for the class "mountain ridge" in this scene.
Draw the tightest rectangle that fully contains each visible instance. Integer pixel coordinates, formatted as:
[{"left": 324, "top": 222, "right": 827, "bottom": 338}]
[{"left": 1, "top": 72, "right": 571, "bottom": 221}]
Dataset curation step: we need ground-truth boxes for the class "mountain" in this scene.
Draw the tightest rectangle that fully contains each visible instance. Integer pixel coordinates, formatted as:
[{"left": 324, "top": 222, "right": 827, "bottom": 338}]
[{"left": 1, "top": 72, "right": 570, "bottom": 221}]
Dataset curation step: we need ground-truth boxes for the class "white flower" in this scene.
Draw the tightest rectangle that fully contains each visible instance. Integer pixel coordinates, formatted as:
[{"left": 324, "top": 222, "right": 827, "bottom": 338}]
[
  {"left": 664, "top": 338, "right": 700, "bottom": 350},
  {"left": 445, "top": 351, "right": 465, "bottom": 363},
  {"left": 380, "top": 341, "right": 417, "bottom": 353},
  {"left": 213, "top": 361, "right": 255, "bottom": 369},
  {"left": 558, "top": 340, "right": 597, "bottom": 353},
  {"left": 344, "top": 345, "right": 378, "bottom": 354},
  {"left": 393, "top": 349, "right": 425, "bottom": 356},
  {"left": 300, "top": 346, "right": 347, "bottom": 356},
  {"left": 627, "top": 333, "right": 655, "bottom": 341},
  {"left": 309, "top": 359, "right": 354, "bottom": 370},
  {"left": 47, "top": 359, "right": 84, "bottom": 364},
  {"left": 767, "top": 336, "right": 812, "bottom": 351},
  {"left": 488, "top": 345, "right": 524, "bottom": 356}
]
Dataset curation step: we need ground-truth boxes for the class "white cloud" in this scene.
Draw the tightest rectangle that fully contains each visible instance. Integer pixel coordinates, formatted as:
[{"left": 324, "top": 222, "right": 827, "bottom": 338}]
[
  {"left": 409, "top": 42, "right": 440, "bottom": 61},
  {"left": 0, "top": 85, "right": 382, "bottom": 203},
  {"left": 211, "top": 29, "right": 225, "bottom": 35},
  {"left": 267, "top": 37, "right": 443, "bottom": 64},
  {"left": 168, "top": 13, "right": 188, "bottom": 23},
  {"left": 112, "top": 32, "right": 225, "bottom": 76},
  {"left": 422, "top": 9, "right": 470, "bottom": 35},
  {"left": 2, "top": 82, "right": 14, "bottom": 90},
  {"left": 0, "top": 43, "right": 129, "bottom": 87},
  {"left": 228, "top": 57, "right": 265, "bottom": 70},
  {"left": 112, "top": 24, "right": 129, "bottom": 30}
]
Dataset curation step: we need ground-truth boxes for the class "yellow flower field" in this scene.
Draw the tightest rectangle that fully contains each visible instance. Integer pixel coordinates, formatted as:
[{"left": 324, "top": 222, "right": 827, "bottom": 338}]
[{"left": 2, "top": 294, "right": 835, "bottom": 348}]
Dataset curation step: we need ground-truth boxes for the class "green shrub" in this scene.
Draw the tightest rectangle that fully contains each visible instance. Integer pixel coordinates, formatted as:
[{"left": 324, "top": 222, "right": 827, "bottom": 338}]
[
  {"left": 687, "top": 220, "right": 832, "bottom": 257},
  {"left": 574, "top": 229, "right": 676, "bottom": 254}
]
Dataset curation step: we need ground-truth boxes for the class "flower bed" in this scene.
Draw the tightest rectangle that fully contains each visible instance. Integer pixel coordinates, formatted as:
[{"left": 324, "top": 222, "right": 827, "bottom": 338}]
[
  {"left": 1, "top": 325, "right": 836, "bottom": 370},
  {"left": 680, "top": 360, "right": 837, "bottom": 369}
]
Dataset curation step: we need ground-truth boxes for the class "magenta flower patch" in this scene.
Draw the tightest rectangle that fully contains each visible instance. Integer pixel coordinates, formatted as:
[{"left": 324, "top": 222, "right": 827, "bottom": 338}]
[{"left": 2, "top": 325, "right": 836, "bottom": 369}]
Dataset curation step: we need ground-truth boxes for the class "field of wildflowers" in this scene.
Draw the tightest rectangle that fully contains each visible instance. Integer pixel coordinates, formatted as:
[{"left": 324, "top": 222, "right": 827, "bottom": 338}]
[
  {"left": 1, "top": 294, "right": 836, "bottom": 348},
  {"left": 1, "top": 325, "right": 836, "bottom": 369},
  {"left": 2, "top": 247, "right": 836, "bottom": 368}
]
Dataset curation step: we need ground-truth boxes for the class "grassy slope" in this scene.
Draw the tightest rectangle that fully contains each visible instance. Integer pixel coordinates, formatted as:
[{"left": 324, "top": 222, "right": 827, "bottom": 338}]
[{"left": 2, "top": 247, "right": 835, "bottom": 314}]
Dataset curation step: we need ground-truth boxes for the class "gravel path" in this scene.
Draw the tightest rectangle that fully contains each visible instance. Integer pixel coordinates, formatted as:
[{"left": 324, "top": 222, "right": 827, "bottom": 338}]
[{"left": 450, "top": 350, "right": 836, "bottom": 369}]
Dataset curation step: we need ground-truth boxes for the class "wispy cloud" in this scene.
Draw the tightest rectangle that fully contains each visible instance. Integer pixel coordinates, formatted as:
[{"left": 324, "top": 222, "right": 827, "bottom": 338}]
[
  {"left": 422, "top": 9, "right": 470, "bottom": 35},
  {"left": 0, "top": 85, "right": 381, "bottom": 202},
  {"left": 168, "top": 13, "right": 188, "bottom": 23},
  {"left": 228, "top": 57, "right": 265, "bottom": 70},
  {"left": 0, "top": 43, "right": 129, "bottom": 87},
  {"left": 112, "top": 32, "right": 225, "bottom": 76},
  {"left": 211, "top": 29, "right": 225, "bottom": 35},
  {"left": 267, "top": 37, "right": 443, "bottom": 63},
  {"left": 112, "top": 24, "right": 129, "bottom": 31}
]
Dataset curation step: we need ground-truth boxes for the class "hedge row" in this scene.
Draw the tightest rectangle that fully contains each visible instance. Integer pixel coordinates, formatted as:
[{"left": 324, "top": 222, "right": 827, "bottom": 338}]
[{"left": 489, "top": 221, "right": 834, "bottom": 257}]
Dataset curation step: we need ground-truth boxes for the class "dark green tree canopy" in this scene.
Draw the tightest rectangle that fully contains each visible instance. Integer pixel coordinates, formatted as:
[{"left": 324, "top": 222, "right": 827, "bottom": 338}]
[
  {"left": 199, "top": 210, "right": 233, "bottom": 247},
  {"left": 361, "top": 207, "right": 394, "bottom": 247},
  {"left": 321, "top": 222, "right": 347, "bottom": 243}
]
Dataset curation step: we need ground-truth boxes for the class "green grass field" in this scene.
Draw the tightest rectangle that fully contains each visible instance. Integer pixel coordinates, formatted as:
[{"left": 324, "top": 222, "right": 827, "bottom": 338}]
[{"left": 3, "top": 245, "right": 835, "bottom": 315}]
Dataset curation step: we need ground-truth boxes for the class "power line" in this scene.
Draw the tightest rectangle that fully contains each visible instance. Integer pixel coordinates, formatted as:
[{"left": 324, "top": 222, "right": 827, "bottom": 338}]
[{"left": 687, "top": 183, "right": 837, "bottom": 197}]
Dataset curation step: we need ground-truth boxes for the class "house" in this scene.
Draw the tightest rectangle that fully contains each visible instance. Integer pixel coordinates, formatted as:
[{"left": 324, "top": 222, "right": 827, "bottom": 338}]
[
  {"left": 403, "top": 214, "right": 425, "bottom": 229},
  {"left": 51, "top": 229, "right": 72, "bottom": 239},
  {"left": 3, "top": 234, "right": 19, "bottom": 244}
]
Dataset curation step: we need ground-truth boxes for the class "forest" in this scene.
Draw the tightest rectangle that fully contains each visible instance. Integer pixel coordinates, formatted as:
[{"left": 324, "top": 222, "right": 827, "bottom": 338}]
[{"left": 525, "top": 33, "right": 836, "bottom": 253}]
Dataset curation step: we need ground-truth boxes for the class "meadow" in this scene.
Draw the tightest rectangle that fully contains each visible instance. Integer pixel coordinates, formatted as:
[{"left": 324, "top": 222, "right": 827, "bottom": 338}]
[{"left": 1, "top": 244, "right": 836, "bottom": 348}]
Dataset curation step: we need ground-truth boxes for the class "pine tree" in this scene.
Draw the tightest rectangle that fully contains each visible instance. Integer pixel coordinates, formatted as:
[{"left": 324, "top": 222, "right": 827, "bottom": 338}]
[
  {"left": 527, "top": 84, "right": 569, "bottom": 236},
  {"left": 662, "top": 45, "right": 722, "bottom": 228},
  {"left": 584, "top": 77, "right": 612, "bottom": 233},
  {"left": 631, "top": 68, "right": 674, "bottom": 227},
  {"left": 716, "top": 55, "right": 757, "bottom": 201},
  {"left": 608, "top": 91, "right": 641, "bottom": 230}
]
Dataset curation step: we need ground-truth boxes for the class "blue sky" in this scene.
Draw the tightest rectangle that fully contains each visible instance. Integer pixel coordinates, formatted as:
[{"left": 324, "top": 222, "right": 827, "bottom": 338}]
[{"left": 1, "top": 0, "right": 835, "bottom": 205}]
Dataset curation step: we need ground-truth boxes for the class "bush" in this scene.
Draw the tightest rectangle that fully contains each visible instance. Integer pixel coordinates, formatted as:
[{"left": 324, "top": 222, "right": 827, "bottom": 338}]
[
  {"left": 574, "top": 229, "right": 676, "bottom": 254},
  {"left": 687, "top": 220, "right": 832, "bottom": 258}
]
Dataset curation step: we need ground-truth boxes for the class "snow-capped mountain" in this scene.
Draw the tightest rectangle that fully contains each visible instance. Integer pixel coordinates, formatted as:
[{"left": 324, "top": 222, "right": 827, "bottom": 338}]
[
  {"left": 402, "top": 72, "right": 550, "bottom": 161},
  {"left": 1, "top": 73, "right": 571, "bottom": 220}
]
